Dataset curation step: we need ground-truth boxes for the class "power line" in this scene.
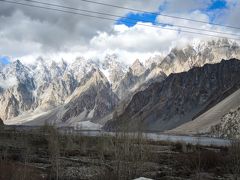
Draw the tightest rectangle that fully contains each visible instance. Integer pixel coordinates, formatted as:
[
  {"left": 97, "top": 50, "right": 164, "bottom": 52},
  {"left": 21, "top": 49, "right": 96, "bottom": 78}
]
[
  {"left": 78, "top": 0, "right": 240, "bottom": 30},
  {"left": 0, "top": 0, "right": 240, "bottom": 41},
  {"left": 14, "top": 0, "right": 240, "bottom": 38}
]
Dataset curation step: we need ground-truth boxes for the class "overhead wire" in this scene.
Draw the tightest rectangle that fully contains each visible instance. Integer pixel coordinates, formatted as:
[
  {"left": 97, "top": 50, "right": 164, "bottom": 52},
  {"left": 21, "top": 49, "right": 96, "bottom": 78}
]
[
  {"left": 0, "top": 0, "right": 240, "bottom": 41},
  {"left": 78, "top": 0, "right": 240, "bottom": 30},
  {"left": 11, "top": 0, "right": 240, "bottom": 38}
]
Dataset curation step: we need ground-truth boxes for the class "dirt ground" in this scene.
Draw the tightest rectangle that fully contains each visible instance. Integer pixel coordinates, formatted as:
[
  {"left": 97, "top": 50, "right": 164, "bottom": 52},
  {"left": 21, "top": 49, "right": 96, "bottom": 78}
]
[{"left": 0, "top": 126, "right": 239, "bottom": 180}]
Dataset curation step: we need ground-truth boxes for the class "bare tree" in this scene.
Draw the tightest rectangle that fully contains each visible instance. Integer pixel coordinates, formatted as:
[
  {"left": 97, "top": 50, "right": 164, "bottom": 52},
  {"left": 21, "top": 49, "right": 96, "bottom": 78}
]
[{"left": 47, "top": 126, "right": 60, "bottom": 180}]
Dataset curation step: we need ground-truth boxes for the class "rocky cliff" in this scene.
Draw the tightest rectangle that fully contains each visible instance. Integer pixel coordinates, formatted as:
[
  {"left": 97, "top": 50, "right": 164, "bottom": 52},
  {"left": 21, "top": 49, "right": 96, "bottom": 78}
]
[{"left": 105, "top": 59, "right": 240, "bottom": 132}]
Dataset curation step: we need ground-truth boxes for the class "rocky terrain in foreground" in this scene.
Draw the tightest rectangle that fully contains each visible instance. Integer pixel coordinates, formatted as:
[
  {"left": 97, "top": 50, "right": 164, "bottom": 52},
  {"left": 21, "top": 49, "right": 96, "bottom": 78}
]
[
  {"left": 211, "top": 106, "right": 240, "bottom": 138},
  {"left": 0, "top": 126, "right": 239, "bottom": 180}
]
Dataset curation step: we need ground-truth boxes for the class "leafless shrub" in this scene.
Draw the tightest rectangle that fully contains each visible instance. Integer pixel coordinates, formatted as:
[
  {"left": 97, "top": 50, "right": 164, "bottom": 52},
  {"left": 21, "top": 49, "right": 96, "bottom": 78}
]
[
  {"left": 229, "top": 139, "right": 240, "bottom": 179},
  {"left": 96, "top": 131, "right": 150, "bottom": 180},
  {"left": 46, "top": 125, "right": 60, "bottom": 180}
]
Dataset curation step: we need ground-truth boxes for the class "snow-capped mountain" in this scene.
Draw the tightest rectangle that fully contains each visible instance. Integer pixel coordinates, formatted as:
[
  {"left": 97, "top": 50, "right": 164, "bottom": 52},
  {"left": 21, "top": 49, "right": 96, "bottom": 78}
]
[
  {"left": 100, "top": 54, "right": 128, "bottom": 90},
  {"left": 159, "top": 39, "right": 240, "bottom": 75},
  {"left": 0, "top": 38, "right": 240, "bottom": 126},
  {"left": 115, "top": 59, "right": 166, "bottom": 100},
  {"left": 60, "top": 68, "right": 119, "bottom": 125},
  {"left": 0, "top": 60, "right": 35, "bottom": 120},
  {"left": 0, "top": 54, "right": 129, "bottom": 122}
]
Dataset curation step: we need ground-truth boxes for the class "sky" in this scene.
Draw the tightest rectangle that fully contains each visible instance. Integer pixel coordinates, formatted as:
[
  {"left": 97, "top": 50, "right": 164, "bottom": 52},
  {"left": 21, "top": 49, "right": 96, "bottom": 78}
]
[{"left": 0, "top": 0, "right": 240, "bottom": 65}]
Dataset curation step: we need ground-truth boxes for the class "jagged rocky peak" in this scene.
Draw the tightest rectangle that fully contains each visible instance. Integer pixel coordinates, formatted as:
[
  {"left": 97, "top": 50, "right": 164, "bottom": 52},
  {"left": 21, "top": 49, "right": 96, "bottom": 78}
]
[
  {"left": 60, "top": 58, "right": 68, "bottom": 71},
  {"left": 103, "top": 54, "right": 118, "bottom": 65},
  {"left": 101, "top": 54, "right": 128, "bottom": 89},
  {"left": 159, "top": 39, "right": 240, "bottom": 75},
  {"left": 3, "top": 60, "right": 35, "bottom": 90},
  {"left": 115, "top": 60, "right": 166, "bottom": 100},
  {"left": 93, "top": 67, "right": 110, "bottom": 84},
  {"left": 5, "top": 59, "right": 30, "bottom": 76},
  {"left": 145, "top": 55, "right": 164, "bottom": 68},
  {"left": 130, "top": 59, "right": 145, "bottom": 76},
  {"left": 49, "top": 60, "right": 64, "bottom": 78},
  {"left": 0, "top": 60, "right": 36, "bottom": 120},
  {"left": 69, "top": 56, "right": 98, "bottom": 82},
  {"left": 60, "top": 66, "right": 118, "bottom": 124}
]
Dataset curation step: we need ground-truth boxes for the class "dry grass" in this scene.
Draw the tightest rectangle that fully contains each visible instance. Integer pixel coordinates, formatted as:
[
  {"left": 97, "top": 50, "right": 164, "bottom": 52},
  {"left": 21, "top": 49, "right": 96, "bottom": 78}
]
[
  {"left": 228, "top": 139, "right": 240, "bottom": 179},
  {"left": 0, "top": 161, "right": 46, "bottom": 180},
  {"left": 0, "top": 126, "right": 239, "bottom": 179}
]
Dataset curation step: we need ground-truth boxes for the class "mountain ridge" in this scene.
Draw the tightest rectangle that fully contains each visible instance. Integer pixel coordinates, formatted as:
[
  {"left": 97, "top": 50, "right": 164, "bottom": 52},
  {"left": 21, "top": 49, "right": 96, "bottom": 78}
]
[
  {"left": 104, "top": 59, "right": 240, "bottom": 132},
  {"left": 1, "top": 39, "right": 240, "bottom": 126}
]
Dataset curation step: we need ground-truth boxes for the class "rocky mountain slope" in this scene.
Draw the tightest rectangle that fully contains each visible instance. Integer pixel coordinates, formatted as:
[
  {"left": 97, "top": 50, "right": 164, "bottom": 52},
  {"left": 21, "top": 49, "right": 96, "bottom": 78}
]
[
  {"left": 168, "top": 88, "right": 240, "bottom": 135},
  {"left": 211, "top": 105, "right": 240, "bottom": 138},
  {"left": 60, "top": 68, "right": 119, "bottom": 125},
  {"left": 105, "top": 59, "right": 240, "bottom": 132},
  {"left": 1, "top": 39, "right": 240, "bottom": 126},
  {"left": 0, "top": 55, "right": 125, "bottom": 121},
  {"left": 0, "top": 60, "right": 35, "bottom": 120},
  {"left": 159, "top": 39, "right": 240, "bottom": 75},
  {"left": 7, "top": 68, "right": 119, "bottom": 127},
  {"left": 0, "top": 54, "right": 166, "bottom": 123},
  {"left": 115, "top": 59, "right": 166, "bottom": 99}
]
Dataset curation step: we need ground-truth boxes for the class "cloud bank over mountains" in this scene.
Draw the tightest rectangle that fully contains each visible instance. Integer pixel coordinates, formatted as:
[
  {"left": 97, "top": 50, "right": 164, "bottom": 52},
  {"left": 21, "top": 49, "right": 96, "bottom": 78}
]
[{"left": 0, "top": 0, "right": 240, "bottom": 64}]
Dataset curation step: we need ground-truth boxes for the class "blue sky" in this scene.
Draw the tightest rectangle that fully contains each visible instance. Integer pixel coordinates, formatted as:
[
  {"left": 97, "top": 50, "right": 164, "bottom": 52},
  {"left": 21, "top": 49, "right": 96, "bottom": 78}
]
[
  {"left": 0, "top": 56, "right": 10, "bottom": 65},
  {"left": 208, "top": 0, "right": 227, "bottom": 10},
  {"left": 116, "top": 13, "right": 158, "bottom": 27},
  {"left": 117, "top": 0, "right": 229, "bottom": 27}
]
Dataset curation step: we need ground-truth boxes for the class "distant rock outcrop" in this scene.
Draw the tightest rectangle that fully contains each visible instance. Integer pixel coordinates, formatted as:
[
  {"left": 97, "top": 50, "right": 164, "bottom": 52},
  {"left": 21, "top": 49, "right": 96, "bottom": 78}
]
[
  {"left": 211, "top": 106, "right": 240, "bottom": 138},
  {"left": 0, "top": 118, "right": 4, "bottom": 128}
]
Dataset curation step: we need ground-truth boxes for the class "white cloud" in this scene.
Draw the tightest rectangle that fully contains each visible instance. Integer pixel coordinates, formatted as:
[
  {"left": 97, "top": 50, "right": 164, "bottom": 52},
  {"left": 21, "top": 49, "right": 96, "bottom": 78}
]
[
  {"left": 0, "top": 0, "right": 240, "bottom": 66},
  {"left": 157, "top": 10, "right": 210, "bottom": 28},
  {"left": 223, "top": 0, "right": 240, "bottom": 29},
  {"left": 90, "top": 23, "right": 178, "bottom": 52},
  {"left": 160, "top": 0, "right": 212, "bottom": 13},
  {"left": 0, "top": 77, "right": 18, "bottom": 89},
  {"left": 0, "top": 0, "right": 163, "bottom": 57}
]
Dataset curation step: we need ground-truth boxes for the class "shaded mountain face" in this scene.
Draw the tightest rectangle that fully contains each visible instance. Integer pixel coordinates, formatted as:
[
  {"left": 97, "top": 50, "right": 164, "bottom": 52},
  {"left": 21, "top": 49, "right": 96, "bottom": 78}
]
[
  {"left": 0, "top": 118, "right": 4, "bottom": 127},
  {"left": 167, "top": 88, "right": 240, "bottom": 135},
  {"left": 104, "top": 59, "right": 240, "bottom": 132},
  {"left": 60, "top": 68, "right": 119, "bottom": 124},
  {"left": 0, "top": 60, "right": 35, "bottom": 120}
]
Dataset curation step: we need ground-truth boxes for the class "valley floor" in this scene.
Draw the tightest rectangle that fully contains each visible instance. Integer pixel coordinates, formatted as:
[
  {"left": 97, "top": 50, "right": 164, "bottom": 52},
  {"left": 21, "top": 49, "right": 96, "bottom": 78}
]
[{"left": 0, "top": 126, "right": 240, "bottom": 180}]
